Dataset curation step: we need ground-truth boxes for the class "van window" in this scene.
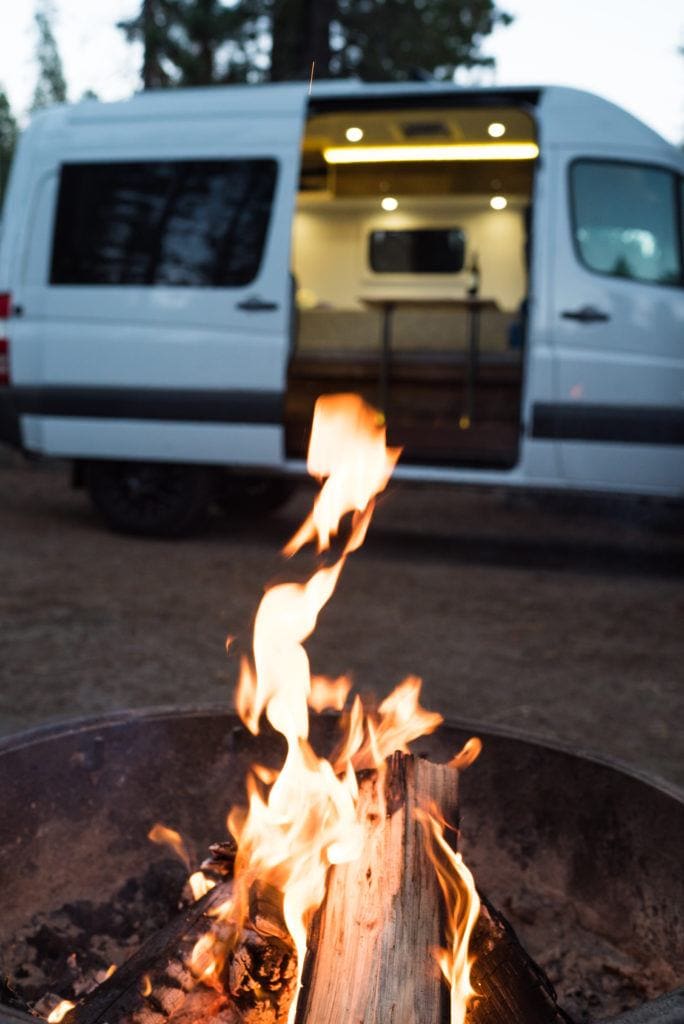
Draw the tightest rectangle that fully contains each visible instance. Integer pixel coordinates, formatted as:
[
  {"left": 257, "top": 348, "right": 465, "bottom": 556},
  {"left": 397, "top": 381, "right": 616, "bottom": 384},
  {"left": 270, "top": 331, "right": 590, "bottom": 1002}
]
[
  {"left": 50, "top": 159, "right": 278, "bottom": 287},
  {"left": 369, "top": 228, "right": 465, "bottom": 274},
  {"left": 570, "top": 160, "right": 681, "bottom": 286}
]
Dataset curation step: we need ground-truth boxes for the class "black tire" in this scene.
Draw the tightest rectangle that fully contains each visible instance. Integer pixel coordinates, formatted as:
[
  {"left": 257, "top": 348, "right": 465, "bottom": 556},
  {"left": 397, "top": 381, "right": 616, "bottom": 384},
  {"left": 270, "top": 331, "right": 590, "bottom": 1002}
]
[
  {"left": 217, "top": 473, "right": 297, "bottom": 517},
  {"left": 86, "top": 461, "right": 212, "bottom": 538}
]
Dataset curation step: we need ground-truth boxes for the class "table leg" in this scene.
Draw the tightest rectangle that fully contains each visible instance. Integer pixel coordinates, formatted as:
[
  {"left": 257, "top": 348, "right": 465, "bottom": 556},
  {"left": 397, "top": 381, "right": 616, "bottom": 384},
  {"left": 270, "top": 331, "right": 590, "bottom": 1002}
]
[{"left": 379, "top": 301, "right": 394, "bottom": 418}]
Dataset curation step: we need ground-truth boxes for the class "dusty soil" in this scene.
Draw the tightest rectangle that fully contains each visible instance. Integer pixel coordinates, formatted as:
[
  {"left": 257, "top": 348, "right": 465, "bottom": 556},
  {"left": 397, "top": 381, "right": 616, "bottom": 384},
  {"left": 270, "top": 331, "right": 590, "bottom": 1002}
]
[{"left": 1, "top": 450, "right": 683, "bottom": 788}]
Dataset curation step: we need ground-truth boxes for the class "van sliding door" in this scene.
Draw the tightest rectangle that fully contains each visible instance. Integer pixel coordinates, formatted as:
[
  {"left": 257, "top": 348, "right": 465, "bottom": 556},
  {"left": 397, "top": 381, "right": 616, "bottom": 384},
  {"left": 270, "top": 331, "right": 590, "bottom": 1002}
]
[{"left": 21, "top": 84, "right": 308, "bottom": 467}]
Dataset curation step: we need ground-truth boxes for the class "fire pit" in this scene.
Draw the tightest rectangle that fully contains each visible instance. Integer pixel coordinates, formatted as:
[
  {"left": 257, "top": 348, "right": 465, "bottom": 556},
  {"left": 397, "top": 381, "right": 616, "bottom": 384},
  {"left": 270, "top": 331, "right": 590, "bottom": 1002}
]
[
  {"left": 2, "top": 397, "right": 682, "bottom": 1024},
  {"left": 1, "top": 707, "right": 682, "bottom": 1023}
]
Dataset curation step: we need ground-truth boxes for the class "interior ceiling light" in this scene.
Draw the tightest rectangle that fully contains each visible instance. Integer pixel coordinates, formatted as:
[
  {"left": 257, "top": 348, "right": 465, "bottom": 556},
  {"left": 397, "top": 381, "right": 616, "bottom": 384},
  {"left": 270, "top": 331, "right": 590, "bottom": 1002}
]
[
  {"left": 488, "top": 122, "right": 506, "bottom": 138},
  {"left": 345, "top": 126, "right": 364, "bottom": 142},
  {"left": 381, "top": 196, "right": 399, "bottom": 211},
  {"left": 323, "top": 142, "right": 538, "bottom": 164},
  {"left": 490, "top": 195, "right": 507, "bottom": 210}
]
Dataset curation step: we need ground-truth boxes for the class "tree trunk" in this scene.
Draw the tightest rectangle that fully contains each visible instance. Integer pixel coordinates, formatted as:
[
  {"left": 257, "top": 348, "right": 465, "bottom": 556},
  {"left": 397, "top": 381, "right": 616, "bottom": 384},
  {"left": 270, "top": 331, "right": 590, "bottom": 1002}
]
[{"left": 269, "top": 0, "right": 334, "bottom": 81}]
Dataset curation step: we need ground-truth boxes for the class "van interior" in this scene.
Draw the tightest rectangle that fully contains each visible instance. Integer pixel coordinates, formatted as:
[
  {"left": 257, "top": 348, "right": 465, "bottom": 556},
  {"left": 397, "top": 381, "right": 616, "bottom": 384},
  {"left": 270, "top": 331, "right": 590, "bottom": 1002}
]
[{"left": 286, "top": 100, "right": 537, "bottom": 468}]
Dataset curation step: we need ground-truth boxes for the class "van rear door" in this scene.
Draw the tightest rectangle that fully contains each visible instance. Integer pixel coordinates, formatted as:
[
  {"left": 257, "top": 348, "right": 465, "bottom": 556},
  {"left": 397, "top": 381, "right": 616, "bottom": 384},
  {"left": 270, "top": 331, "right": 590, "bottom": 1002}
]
[
  {"left": 15, "top": 84, "right": 308, "bottom": 468},
  {"left": 540, "top": 148, "right": 684, "bottom": 496}
]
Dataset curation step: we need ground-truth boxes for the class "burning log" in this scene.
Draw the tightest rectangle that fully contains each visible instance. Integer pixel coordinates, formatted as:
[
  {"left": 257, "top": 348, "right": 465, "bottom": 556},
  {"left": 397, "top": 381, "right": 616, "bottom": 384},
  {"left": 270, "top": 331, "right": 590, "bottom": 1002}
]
[
  {"left": 62, "top": 879, "right": 296, "bottom": 1024},
  {"left": 295, "top": 750, "right": 572, "bottom": 1024}
]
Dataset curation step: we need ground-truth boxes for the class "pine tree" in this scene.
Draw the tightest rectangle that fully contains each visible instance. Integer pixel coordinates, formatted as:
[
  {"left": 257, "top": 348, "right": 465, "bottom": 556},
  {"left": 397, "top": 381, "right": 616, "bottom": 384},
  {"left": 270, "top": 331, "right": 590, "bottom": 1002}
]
[
  {"left": 0, "top": 88, "right": 18, "bottom": 211},
  {"left": 119, "top": 0, "right": 512, "bottom": 89},
  {"left": 30, "top": 1, "right": 68, "bottom": 111},
  {"left": 118, "top": 0, "right": 264, "bottom": 88}
]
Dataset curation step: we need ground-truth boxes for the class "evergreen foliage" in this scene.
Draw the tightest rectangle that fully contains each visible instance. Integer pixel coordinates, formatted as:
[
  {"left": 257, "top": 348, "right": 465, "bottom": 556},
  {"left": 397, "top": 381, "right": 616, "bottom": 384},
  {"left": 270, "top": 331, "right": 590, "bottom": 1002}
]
[
  {"left": 30, "top": 1, "right": 68, "bottom": 111},
  {"left": 0, "top": 88, "right": 18, "bottom": 211},
  {"left": 119, "top": 0, "right": 511, "bottom": 88}
]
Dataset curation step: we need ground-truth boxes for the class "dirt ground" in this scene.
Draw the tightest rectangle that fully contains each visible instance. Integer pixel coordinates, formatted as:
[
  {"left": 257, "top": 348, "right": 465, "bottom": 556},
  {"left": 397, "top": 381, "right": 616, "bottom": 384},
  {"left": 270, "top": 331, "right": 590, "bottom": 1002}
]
[{"left": 1, "top": 449, "right": 683, "bottom": 788}]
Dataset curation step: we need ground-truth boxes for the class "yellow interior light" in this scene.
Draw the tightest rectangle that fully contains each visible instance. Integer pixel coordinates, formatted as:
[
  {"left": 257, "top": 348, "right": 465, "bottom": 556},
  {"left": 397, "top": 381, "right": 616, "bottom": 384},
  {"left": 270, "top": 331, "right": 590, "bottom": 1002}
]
[
  {"left": 345, "top": 126, "right": 364, "bottom": 142},
  {"left": 488, "top": 122, "right": 506, "bottom": 138},
  {"left": 381, "top": 196, "right": 399, "bottom": 211},
  {"left": 323, "top": 142, "right": 538, "bottom": 164},
  {"left": 490, "top": 195, "right": 507, "bottom": 210}
]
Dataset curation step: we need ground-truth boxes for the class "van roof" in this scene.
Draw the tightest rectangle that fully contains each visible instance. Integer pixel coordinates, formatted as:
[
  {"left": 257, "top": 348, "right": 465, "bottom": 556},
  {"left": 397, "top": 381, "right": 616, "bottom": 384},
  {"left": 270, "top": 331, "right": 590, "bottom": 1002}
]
[{"left": 30, "top": 81, "right": 681, "bottom": 160}]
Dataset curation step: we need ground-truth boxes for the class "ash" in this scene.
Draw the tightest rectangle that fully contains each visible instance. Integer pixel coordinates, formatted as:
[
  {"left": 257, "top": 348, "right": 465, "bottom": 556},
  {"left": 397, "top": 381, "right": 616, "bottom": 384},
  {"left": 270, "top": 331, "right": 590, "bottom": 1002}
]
[
  {"left": 1, "top": 859, "right": 187, "bottom": 1014},
  {"left": 0, "top": 861, "right": 676, "bottom": 1023}
]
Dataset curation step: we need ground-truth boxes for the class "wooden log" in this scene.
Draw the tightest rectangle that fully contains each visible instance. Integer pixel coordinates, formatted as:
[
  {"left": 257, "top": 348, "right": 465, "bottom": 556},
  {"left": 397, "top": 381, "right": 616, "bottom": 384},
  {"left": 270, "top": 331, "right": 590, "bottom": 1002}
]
[
  {"left": 468, "top": 897, "right": 574, "bottom": 1024},
  {"left": 294, "top": 751, "right": 573, "bottom": 1024},
  {"left": 295, "top": 752, "right": 457, "bottom": 1023},
  {"left": 63, "top": 878, "right": 296, "bottom": 1024}
]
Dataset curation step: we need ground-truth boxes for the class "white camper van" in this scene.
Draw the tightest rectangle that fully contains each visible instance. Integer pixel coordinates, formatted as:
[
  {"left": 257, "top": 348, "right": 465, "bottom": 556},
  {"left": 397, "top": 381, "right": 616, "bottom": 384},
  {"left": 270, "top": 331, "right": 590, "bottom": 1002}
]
[{"left": 0, "top": 81, "right": 682, "bottom": 535}]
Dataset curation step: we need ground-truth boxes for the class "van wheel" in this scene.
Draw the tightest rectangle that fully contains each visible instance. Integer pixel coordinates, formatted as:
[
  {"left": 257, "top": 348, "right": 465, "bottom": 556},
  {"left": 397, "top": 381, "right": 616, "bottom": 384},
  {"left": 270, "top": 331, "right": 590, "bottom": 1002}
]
[
  {"left": 86, "top": 462, "right": 211, "bottom": 537},
  {"left": 217, "top": 473, "right": 296, "bottom": 516}
]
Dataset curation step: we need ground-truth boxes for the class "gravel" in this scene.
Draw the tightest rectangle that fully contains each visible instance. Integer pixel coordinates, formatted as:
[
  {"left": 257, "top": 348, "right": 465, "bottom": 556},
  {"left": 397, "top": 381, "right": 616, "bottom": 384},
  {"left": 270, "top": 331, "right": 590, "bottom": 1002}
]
[{"left": 1, "top": 450, "right": 682, "bottom": 788}]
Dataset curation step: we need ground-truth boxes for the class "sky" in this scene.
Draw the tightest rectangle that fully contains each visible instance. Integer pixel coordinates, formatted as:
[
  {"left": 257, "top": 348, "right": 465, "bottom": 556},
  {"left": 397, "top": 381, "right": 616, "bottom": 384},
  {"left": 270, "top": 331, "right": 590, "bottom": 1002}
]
[{"left": 0, "top": 0, "right": 682, "bottom": 145}]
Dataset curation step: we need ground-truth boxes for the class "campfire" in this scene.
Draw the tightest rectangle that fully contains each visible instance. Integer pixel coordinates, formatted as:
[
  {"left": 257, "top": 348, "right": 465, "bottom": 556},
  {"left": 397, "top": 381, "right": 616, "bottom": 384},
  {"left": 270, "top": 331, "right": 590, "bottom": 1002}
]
[{"left": 2, "top": 394, "right": 680, "bottom": 1024}]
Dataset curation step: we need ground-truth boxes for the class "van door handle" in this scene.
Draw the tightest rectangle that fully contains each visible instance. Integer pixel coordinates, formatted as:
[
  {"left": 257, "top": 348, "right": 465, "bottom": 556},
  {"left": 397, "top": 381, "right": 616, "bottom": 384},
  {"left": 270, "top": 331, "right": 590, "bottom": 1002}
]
[
  {"left": 561, "top": 305, "right": 610, "bottom": 323},
  {"left": 236, "top": 295, "right": 279, "bottom": 312}
]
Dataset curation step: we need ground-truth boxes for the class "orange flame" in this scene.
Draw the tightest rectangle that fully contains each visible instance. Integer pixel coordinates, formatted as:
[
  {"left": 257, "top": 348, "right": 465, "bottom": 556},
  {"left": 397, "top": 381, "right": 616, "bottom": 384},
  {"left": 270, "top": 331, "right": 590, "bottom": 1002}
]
[
  {"left": 226, "top": 394, "right": 418, "bottom": 1017},
  {"left": 199, "top": 394, "right": 467, "bottom": 1021},
  {"left": 448, "top": 736, "right": 482, "bottom": 770},
  {"left": 308, "top": 673, "right": 352, "bottom": 713},
  {"left": 188, "top": 870, "right": 216, "bottom": 901},
  {"left": 417, "top": 808, "right": 481, "bottom": 1024},
  {"left": 147, "top": 823, "right": 191, "bottom": 872},
  {"left": 47, "top": 1001, "right": 75, "bottom": 1023}
]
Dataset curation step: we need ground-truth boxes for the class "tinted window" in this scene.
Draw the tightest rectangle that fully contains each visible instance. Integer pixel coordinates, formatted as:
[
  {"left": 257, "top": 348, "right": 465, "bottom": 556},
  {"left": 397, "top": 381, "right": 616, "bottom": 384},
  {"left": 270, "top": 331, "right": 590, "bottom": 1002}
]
[
  {"left": 51, "top": 159, "right": 278, "bottom": 287},
  {"left": 570, "top": 161, "right": 681, "bottom": 286},
  {"left": 369, "top": 229, "right": 465, "bottom": 273}
]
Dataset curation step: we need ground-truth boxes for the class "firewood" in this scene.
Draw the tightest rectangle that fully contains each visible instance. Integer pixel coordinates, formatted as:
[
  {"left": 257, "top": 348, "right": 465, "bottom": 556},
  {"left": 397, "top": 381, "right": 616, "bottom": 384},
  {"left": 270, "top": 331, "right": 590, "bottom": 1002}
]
[
  {"left": 468, "top": 897, "right": 574, "bottom": 1024},
  {"left": 295, "top": 752, "right": 458, "bottom": 1023},
  {"left": 63, "top": 877, "right": 296, "bottom": 1024},
  {"left": 295, "top": 751, "right": 573, "bottom": 1024}
]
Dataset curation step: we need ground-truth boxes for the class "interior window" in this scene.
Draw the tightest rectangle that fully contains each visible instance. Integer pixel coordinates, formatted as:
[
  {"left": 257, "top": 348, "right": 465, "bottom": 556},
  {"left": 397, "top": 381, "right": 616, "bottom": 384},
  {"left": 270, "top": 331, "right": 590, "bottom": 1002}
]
[
  {"left": 570, "top": 160, "right": 681, "bottom": 286},
  {"left": 50, "top": 159, "right": 277, "bottom": 287},
  {"left": 369, "top": 228, "right": 465, "bottom": 274}
]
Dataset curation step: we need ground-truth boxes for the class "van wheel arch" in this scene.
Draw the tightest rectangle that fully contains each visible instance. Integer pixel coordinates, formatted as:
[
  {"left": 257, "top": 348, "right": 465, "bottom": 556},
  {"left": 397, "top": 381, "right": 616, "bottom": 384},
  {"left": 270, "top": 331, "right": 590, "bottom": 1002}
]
[
  {"left": 217, "top": 472, "right": 297, "bottom": 516},
  {"left": 85, "top": 461, "right": 212, "bottom": 538}
]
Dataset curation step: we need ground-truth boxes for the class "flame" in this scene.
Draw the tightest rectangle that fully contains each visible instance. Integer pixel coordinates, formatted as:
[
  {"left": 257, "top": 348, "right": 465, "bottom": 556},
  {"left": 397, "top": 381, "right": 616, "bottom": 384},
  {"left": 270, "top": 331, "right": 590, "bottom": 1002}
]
[
  {"left": 189, "top": 393, "right": 471, "bottom": 1022},
  {"left": 47, "top": 1001, "right": 75, "bottom": 1023},
  {"left": 140, "top": 975, "right": 152, "bottom": 997},
  {"left": 188, "top": 870, "right": 216, "bottom": 900},
  {"left": 225, "top": 394, "right": 423, "bottom": 1019},
  {"left": 448, "top": 736, "right": 482, "bottom": 770},
  {"left": 103, "top": 964, "right": 117, "bottom": 980},
  {"left": 308, "top": 673, "right": 352, "bottom": 713},
  {"left": 417, "top": 808, "right": 481, "bottom": 1024},
  {"left": 147, "top": 823, "right": 191, "bottom": 872}
]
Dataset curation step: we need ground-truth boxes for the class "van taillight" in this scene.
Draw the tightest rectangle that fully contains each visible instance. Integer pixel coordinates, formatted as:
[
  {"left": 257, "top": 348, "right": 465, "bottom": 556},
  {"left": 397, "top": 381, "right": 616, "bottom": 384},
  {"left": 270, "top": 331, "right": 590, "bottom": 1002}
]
[
  {"left": 0, "top": 339, "right": 10, "bottom": 386},
  {"left": 0, "top": 293, "right": 11, "bottom": 319}
]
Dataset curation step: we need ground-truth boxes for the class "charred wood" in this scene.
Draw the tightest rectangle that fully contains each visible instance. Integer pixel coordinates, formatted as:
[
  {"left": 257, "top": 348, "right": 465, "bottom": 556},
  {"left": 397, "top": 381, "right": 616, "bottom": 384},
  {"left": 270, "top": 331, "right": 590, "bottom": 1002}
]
[
  {"left": 468, "top": 897, "right": 574, "bottom": 1023},
  {"left": 62, "top": 878, "right": 295, "bottom": 1024}
]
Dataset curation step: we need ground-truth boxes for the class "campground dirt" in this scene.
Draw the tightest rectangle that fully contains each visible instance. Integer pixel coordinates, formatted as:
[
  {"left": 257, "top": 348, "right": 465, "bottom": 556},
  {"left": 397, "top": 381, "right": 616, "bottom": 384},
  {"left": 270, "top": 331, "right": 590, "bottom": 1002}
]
[{"left": 1, "top": 449, "right": 682, "bottom": 788}]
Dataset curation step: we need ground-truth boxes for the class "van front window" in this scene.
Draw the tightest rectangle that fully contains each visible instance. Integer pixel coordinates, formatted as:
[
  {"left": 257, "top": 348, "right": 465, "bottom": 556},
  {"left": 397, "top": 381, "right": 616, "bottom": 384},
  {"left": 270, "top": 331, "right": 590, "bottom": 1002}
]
[{"left": 570, "top": 160, "right": 682, "bottom": 287}]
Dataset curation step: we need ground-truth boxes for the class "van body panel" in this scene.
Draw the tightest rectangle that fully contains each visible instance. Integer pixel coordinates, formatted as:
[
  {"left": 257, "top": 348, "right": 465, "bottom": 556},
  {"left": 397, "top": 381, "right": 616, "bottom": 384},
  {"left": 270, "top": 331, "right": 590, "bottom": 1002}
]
[
  {"left": 7, "top": 84, "right": 309, "bottom": 464},
  {"left": 24, "top": 416, "right": 282, "bottom": 465},
  {"left": 543, "top": 140, "right": 684, "bottom": 493}
]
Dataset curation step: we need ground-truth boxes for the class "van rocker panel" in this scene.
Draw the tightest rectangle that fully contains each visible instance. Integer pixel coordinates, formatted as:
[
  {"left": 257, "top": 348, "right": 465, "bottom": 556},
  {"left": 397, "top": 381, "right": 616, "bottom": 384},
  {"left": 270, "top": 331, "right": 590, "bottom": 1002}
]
[{"left": 10, "top": 385, "right": 283, "bottom": 425}]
